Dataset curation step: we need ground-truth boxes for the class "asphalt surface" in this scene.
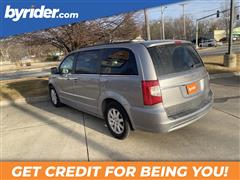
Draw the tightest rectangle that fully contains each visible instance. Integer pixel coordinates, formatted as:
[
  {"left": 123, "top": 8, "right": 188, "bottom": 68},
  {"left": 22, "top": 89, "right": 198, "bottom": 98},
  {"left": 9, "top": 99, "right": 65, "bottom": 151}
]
[
  {"left": 1, "top": 76, "right": 239, "bottom": 161},
  {"left": 198, "top": 44, "right": 240, "bottom": 57}
]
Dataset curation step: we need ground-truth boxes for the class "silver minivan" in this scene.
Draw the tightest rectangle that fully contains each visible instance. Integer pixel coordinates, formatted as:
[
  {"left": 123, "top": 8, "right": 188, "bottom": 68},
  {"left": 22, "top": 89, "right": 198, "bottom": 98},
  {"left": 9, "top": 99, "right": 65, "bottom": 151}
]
[{"left": 49, "top": 40, "right": 213, "bottom": 139}]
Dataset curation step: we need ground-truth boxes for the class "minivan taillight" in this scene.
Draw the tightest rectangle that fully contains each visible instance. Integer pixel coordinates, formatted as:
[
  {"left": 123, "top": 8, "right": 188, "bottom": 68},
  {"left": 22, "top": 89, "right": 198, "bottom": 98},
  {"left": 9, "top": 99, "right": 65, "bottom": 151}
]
[
  {"left": 175, "top": 40, "right": 182, "bottom": 45},
  {"left": 142, "top": 80, "right": 162, "bottom": 105}
]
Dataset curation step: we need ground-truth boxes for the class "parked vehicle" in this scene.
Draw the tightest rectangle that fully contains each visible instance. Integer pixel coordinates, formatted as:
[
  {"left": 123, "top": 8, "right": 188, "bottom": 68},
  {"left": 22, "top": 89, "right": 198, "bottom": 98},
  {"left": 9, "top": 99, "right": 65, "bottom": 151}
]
[
  {"left": 192, "top": 37, "right": 209, "bottom": 46},
  {"left": 232, "top": 35, "right": 238, "bottom": 41},
  {"left": 49, "top": 40, "right": 213, "bottom": 139},
  {"left": 199, "top": 39, "right": 219, "bottom": 47}
]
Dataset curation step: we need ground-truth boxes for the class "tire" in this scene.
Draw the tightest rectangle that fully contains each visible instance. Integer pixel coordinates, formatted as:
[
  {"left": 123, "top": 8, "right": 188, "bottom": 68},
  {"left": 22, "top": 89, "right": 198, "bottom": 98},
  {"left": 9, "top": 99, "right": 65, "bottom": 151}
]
[
  {"left": 49, "top": 86, "right": 62, "bottom": 107},
  {"left": 104, "top": 102, "right": 130, "bottom": 139}
]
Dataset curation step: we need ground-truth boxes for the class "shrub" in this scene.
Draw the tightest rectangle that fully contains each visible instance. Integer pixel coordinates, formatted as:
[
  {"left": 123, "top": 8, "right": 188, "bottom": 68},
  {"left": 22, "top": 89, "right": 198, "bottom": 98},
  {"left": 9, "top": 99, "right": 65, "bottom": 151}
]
[{"left": 45, "top": 55, "right": 59, "bottom": 62}]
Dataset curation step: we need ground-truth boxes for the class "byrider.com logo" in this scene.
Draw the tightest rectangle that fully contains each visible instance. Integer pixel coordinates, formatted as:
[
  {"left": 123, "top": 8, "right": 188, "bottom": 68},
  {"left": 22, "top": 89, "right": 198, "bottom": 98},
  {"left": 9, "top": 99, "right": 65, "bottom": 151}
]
[{"left": 4, "top": 5, "right": 79, "bottom": 22}]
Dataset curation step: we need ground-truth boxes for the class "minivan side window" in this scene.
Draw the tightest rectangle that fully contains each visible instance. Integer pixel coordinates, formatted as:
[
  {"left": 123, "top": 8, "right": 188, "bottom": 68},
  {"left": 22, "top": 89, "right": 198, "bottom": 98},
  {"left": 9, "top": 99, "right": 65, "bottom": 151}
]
[
  {"left": 101, "top": 48, "right": 138, "bottom": 75},
  {"left": 75, "top": 50, "right": 101, "bottom": 74},
  {"left": 59, "top": 54, "right": 75, "bottom": 74}
]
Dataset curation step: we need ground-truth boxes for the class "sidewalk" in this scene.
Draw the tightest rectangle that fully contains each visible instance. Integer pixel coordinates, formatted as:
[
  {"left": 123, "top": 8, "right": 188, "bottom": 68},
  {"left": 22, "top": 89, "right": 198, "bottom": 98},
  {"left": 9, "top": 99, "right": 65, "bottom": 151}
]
[{"left": 210, "top": 75, "right": 240, "bottom": 118}]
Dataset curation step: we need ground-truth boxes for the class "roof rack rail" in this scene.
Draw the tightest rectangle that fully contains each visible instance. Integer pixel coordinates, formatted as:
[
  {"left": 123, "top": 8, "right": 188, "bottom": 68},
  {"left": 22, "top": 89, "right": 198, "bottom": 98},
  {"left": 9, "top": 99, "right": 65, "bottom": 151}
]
[
  {"left": 84, "top": 37, "right": 145, "bottom": 48},
  {"left": 93, "top": 40, "right": 130, "bottom": 46}
]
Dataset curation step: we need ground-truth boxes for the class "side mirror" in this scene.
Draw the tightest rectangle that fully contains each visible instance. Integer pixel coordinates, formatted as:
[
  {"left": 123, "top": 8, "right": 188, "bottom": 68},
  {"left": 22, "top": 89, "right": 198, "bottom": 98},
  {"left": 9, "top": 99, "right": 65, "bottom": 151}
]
[
  {"left": 62, "top": 68, "right": 69, "bottom": 74},
  {"left": 51, "top": 67, "right": 59, "bottom": 74}
]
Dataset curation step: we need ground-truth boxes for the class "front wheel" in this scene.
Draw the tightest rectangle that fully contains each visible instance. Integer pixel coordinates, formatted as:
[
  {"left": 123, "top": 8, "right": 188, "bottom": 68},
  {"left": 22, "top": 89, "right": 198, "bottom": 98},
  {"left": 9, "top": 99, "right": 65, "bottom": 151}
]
[
  {"left": 105, "top": 102, "right": 130, "bottom": 139},
  {"left": 49, "top": 86, "right": 62, "bottom": 107}
]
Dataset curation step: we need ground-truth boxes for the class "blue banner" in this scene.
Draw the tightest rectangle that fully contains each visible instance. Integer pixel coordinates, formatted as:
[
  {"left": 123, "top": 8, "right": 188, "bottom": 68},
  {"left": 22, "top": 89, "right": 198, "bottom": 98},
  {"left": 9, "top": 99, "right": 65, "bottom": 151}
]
[{"left": 0, "top": 0, "right": 184, "bottom": 38}]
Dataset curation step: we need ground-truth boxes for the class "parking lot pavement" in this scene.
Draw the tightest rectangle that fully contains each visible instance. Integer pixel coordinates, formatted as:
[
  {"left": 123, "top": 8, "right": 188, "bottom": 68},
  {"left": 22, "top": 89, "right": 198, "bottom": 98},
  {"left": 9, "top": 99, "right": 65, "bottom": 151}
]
[
  {"left": 210, "top": 76, "right": 240, "bottom": 118},
  {"left": 86, "top": 109, "right": 240, "bottom": 161},
  {"left": 1, "top": 76, "right": 240, "bottom": 161},
  {"left": 1, "top": 103, "right": 88, "bottom": 161}
]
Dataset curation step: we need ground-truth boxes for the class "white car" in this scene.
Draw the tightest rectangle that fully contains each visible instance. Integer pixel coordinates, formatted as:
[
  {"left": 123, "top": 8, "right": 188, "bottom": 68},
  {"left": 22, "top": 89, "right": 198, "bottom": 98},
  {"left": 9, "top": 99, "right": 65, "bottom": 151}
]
[{"left": 199, "top": 39, "right": 221, "bottom": 47}]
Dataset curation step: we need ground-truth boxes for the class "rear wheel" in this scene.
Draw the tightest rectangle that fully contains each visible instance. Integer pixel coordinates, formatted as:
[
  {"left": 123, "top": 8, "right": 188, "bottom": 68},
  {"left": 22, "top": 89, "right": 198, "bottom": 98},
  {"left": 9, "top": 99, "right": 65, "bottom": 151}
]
[
  {"left": 49, "top": 86, "right": 62, "bottom": 107},
  {"left": 105, "top": 102, "right": 130, "bottom": 139}
]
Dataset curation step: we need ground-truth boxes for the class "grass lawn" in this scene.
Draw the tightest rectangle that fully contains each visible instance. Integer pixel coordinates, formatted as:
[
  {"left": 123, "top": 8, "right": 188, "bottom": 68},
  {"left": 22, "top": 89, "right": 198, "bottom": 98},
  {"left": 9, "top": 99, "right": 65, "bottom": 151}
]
[
  {"left": 0, "top": 77, "right": 48, "bottom": 102},
  {"left": 202, "top": 54, "right": 240, "bottom": 74}
]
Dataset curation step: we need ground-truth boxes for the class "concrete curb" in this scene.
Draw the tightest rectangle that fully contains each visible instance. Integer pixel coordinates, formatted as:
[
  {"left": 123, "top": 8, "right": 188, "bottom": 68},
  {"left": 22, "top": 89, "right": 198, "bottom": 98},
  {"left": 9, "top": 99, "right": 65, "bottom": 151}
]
[
  {"left": 210, "top": 72, "right": 240, "bottom": 79},
  {"left": 1, "top": 96, "right": 49, "bottom": 107}
]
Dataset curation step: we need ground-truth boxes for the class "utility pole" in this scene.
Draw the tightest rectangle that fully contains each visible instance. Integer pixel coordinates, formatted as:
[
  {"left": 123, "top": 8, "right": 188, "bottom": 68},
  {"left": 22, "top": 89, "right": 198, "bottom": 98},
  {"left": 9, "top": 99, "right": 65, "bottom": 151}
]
[
  {"left": 144, "top": 9, "right": 151, "bottom": 40},
  {"left": 228, "top": 0, "right": 234, "bottom": 55},
  {"left": 160, "top": 5, "right": 167, "bottom": 40},
  {"left": 180, "top": 3, "right": 187, "bottom": 39},
  {"left": 224, "top": 0, "right": 236, "bottom": 67},
  {"left": 196, "top": 20, "right": 199, "bottom": 48}
]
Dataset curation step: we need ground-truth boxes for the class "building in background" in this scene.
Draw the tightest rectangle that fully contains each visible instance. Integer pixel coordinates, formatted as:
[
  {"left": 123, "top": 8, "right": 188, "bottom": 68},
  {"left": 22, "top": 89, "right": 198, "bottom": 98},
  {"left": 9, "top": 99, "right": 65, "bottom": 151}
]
[{"left": 214, "top": 26, "right": 240, "bottom": 41}]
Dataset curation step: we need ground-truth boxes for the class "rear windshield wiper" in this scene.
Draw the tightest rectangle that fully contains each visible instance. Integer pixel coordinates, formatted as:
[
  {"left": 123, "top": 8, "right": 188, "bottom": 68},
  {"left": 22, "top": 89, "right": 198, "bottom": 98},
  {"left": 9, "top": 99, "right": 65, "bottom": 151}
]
[{"left": 189, "top": 63, "right": 200, "bottom": 68}]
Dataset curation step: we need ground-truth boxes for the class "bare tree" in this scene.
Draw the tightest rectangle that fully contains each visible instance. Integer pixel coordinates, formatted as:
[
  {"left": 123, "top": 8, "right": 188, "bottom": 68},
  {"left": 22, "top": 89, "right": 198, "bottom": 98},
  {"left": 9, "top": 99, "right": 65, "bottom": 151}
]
[
  {"left": 218, "top": 1, "right": 239, "bottom": 39},
  {"left": 0, "top": 12, "right": 141, "bottom": 63},
  {"left": 0, "top": 37, "right": 58, "bottom": 63},
  {"left": 148, "top": 16, "right": 195, "bottom": 41},
  {"left": 17, "top": 12, "right": 141, "bottom": 54}
]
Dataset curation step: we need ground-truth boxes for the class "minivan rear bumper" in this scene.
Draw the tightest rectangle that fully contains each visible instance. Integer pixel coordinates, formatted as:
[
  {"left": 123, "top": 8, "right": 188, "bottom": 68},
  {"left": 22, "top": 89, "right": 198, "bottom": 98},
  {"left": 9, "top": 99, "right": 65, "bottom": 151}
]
[{"left": 130, "top": 90, "right": 213, "bottom": 133}]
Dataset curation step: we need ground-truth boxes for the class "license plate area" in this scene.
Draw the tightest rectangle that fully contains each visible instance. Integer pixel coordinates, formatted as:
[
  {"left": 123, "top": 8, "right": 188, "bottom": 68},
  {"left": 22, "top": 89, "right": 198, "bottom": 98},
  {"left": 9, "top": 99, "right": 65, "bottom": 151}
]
[{"left": 186, "top": 82, "right": 199, "bottom": 95}]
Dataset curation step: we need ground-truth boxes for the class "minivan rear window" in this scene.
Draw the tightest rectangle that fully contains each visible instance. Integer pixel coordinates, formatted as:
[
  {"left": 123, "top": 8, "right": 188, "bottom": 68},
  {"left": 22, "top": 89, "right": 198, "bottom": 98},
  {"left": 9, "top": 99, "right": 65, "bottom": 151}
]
[{"left": 147, "top": 44, "right": 203, "bottom": 76}]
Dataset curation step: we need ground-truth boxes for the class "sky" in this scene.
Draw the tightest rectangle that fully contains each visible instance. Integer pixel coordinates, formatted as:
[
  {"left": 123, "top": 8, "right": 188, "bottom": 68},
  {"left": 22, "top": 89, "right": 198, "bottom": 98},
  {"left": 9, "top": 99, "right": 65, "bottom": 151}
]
[{"left": 148, "top": 0, "right": 240, "bottom": 22}]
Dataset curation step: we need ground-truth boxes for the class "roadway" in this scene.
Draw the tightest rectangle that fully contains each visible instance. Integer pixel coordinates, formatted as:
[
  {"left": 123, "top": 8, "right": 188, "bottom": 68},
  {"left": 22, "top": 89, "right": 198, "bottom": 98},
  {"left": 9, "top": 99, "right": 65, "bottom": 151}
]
[
  {"left": 198, "top": 44, "right": 240, "bottom": 57},
  {"left": 0, "top": 68, "right": 51, "bottom": 81}
]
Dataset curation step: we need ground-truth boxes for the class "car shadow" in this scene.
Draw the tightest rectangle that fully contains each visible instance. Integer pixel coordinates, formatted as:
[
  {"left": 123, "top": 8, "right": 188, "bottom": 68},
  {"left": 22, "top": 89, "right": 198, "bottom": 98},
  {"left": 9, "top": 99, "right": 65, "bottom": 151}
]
[
  {"left": 1, "top": 89, "right": 130, "bottom": 160},
  {"left": 1, "top": 78, "right": 112, "bottom": 138},
  {"left": 210, "top": 75, "right": 240, "bottom": 87},
  {"left": 214, "top": 96, "right": 240, "bottom": 103},
  {"left": 31, "top": 100, "right": 112, "bottom": 138}
]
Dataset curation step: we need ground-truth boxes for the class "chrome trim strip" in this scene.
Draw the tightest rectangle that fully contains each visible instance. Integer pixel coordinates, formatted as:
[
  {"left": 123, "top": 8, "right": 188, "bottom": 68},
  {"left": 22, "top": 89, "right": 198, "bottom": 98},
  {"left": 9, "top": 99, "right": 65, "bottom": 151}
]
[{"left": 60, "top": 91, "right": 96, "bottom": 101}]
